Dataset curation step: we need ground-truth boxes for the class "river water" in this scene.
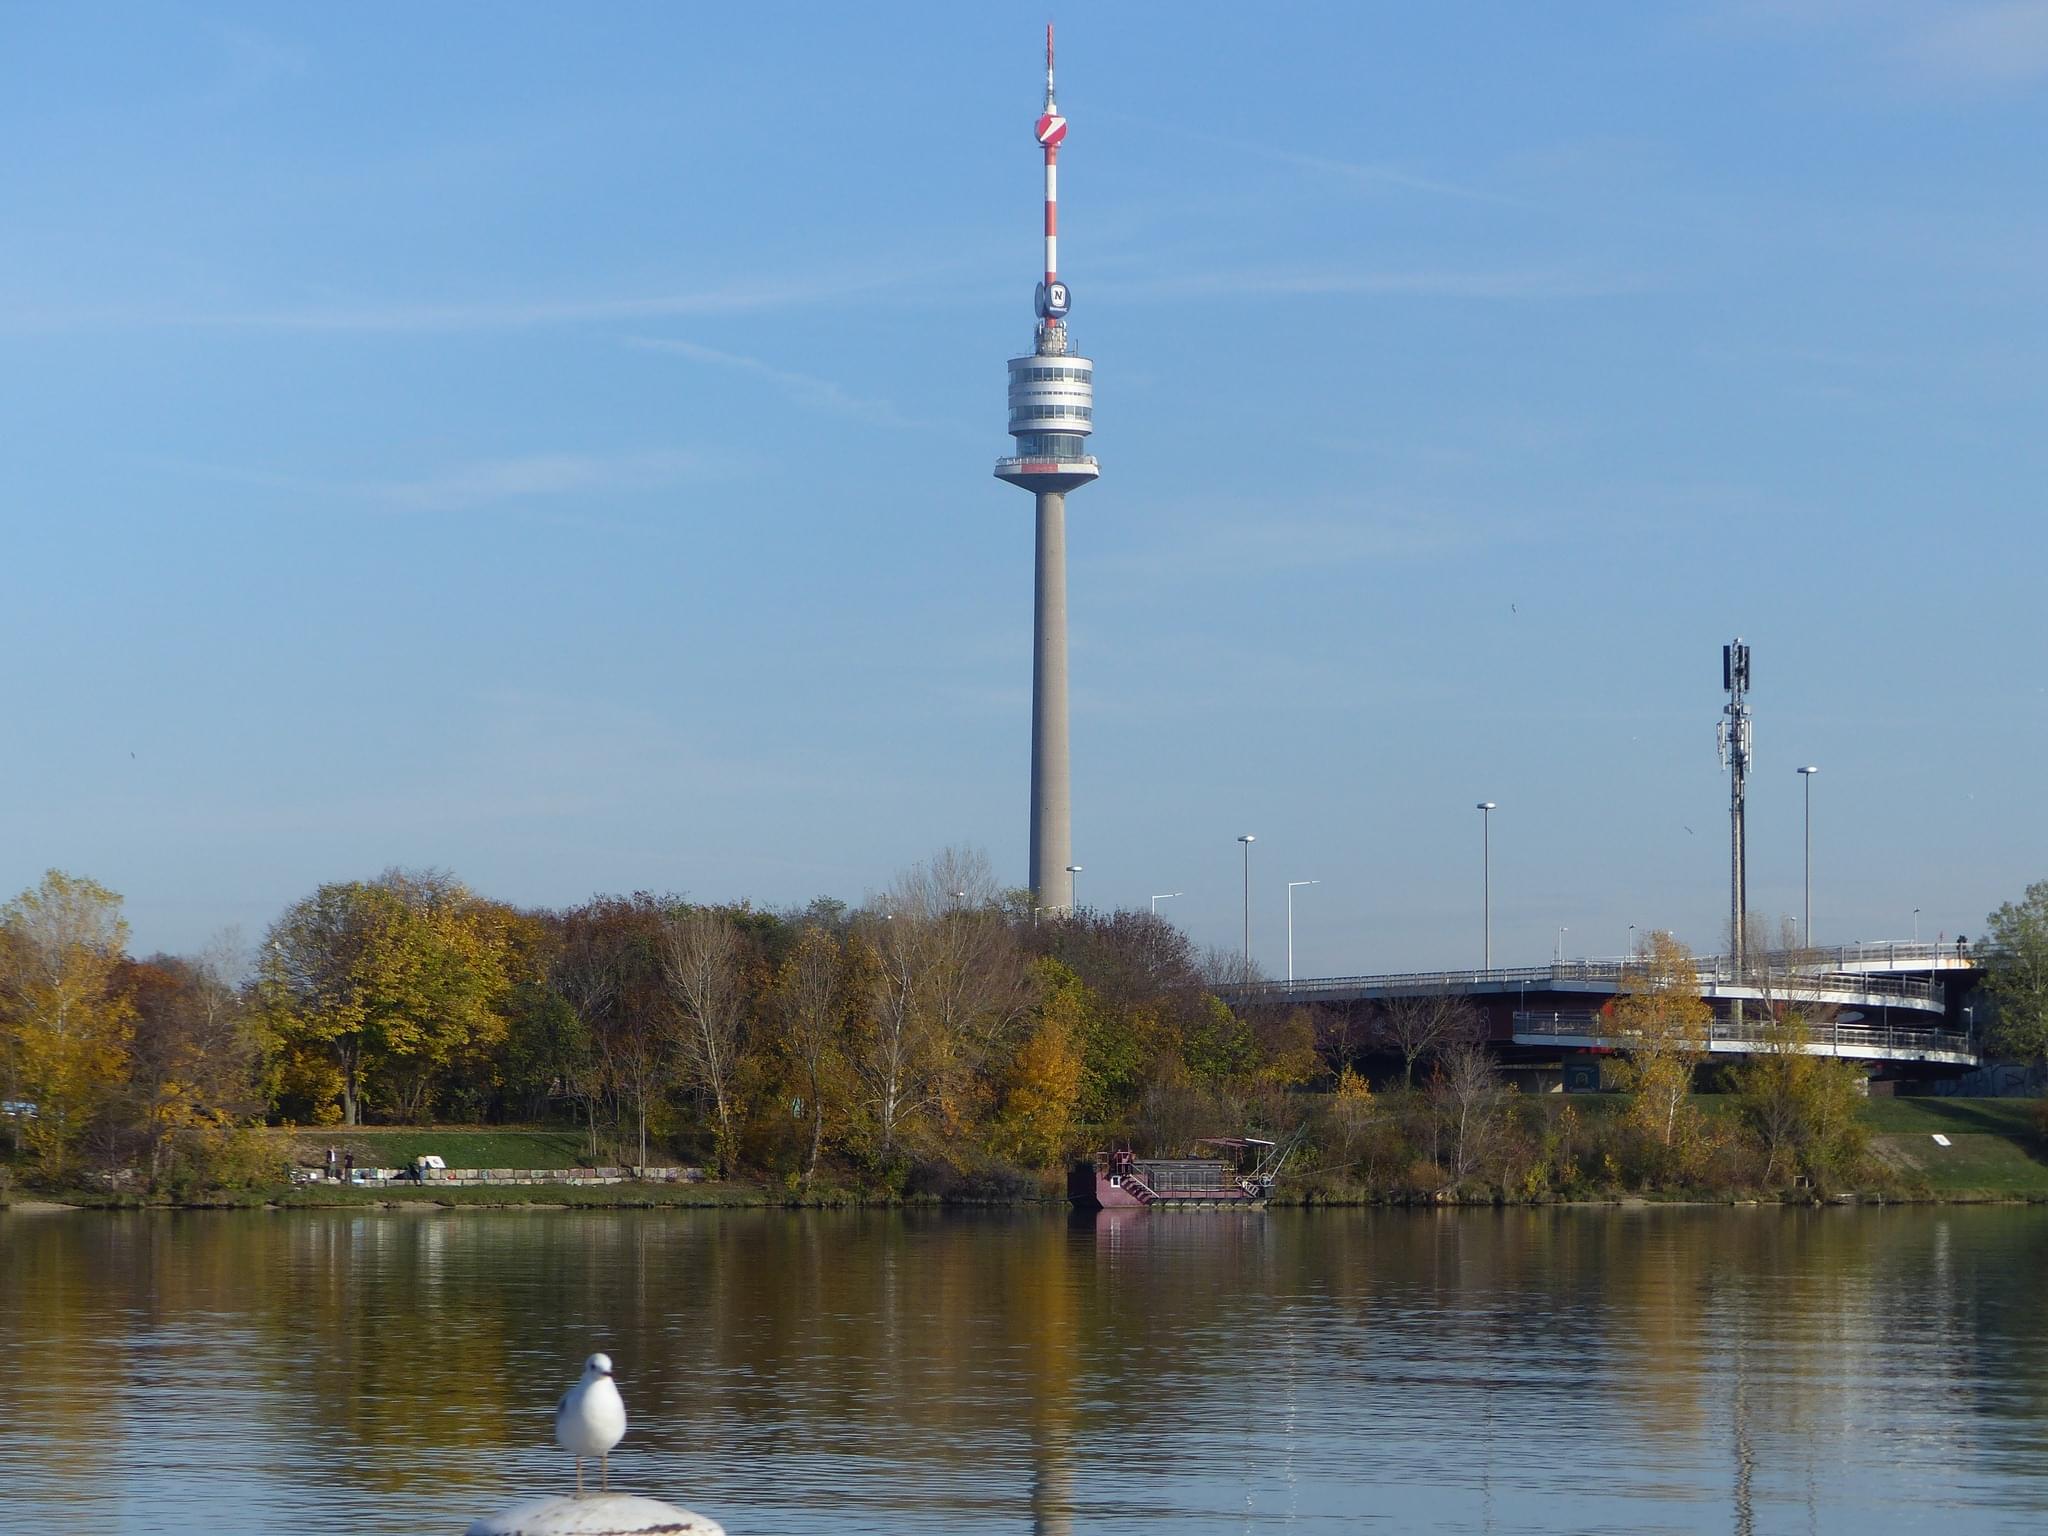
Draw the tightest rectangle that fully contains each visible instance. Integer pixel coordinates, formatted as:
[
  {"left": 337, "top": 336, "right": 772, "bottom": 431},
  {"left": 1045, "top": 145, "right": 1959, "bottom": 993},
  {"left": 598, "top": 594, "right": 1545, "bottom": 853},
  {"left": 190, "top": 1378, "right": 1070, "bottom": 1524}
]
[{"left": 2, "top": 1205, "right": 2046, "bottom": 1534}]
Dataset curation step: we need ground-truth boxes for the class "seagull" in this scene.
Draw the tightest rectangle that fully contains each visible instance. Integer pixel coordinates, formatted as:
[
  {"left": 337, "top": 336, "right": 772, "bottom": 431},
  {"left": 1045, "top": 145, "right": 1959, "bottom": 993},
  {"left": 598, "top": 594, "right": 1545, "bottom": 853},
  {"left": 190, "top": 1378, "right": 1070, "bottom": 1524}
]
[{"left": 555, "top": 1352, "right": 627, "bottom": 1496}]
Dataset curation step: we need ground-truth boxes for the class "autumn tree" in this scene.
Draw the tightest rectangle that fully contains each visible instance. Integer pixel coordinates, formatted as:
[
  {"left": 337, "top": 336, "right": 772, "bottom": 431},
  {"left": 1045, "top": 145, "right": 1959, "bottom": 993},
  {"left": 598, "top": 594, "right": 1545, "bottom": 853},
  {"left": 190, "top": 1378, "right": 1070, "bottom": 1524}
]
[
  {"left": 120, "top": 936, "right": 266, "bottom": 1185},
  {"left": 1329, "top": 1064, "right": 1376, "bottom": 1157},
  {"left": 0, "top": 871, "right": 136, "bottom": 1171},
  {"left": 550, "top": 894, "right": 671, "bottom": 1163},
  {"left": 1609, "top": 930, "right": 1712, "bottom": 1178},
  {"left": 1429, "top": 1042, "right": 1506, "bottom": 1186},
  {"left": 1376, "top": 990, "right": 1482, "bottom": 1087},
  {"left": 1735, "top": 1014, "right": 1869, "bottom": 1190},
  {"left": 261, "top": 870, "right": 518, "bottom": 1126},
  {"left": 659, "top": 906, "right": 751, "bottom": 1174},
  {"left": 892, "top": 849, "right": 1034, "bottom": 1126},
  {"left": 1037, "top": 908, "right": 1206, "bottom": 1125},
  {"left": 845, "top": 850, "right": 1034, "bottom": 1159},
  {"left": 997, "top": 959, "right": 1089, "bottom": 1167},
  {"left": 848, "top": 914, "right": 938, "bottom": 1157},
  {"left": 1981, "top": 880, "right": 2048, "bottom": 1068},
  {"left": 773, "top": 925, "right": 848, "bottom": 1194}
]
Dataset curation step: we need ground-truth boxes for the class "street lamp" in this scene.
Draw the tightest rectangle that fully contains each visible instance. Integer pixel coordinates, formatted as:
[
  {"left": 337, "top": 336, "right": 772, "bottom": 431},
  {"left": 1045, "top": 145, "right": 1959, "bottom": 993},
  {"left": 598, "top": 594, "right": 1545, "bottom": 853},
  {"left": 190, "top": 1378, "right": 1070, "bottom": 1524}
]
[
  {"left": 1913, "top": 908, "right": 1921, "bottom": 945},
  {"left": 1150, "top": 892, "right": 1182, "bottom": 916},
  {"left": 1555, "top": 926, "right": 1569, "bottom": 965},
  {"left": 1065, "top": 865, "right": 1083, "bottom": 913},
  {"left": 1628, "top": 923, "right": 1637, "bottom": 960},
  {"left": 1287, "top": 880, "right": 1319, "bottom": 984},
  {"left": 1476, "top": 803, "right": 1497, "bottom": 970},
  {"left": 1237, "top": 835, "right": 1255, "bottom": 983},
  {"left": 1797, "top": 766, "right": 1819, "bottom": 949}
]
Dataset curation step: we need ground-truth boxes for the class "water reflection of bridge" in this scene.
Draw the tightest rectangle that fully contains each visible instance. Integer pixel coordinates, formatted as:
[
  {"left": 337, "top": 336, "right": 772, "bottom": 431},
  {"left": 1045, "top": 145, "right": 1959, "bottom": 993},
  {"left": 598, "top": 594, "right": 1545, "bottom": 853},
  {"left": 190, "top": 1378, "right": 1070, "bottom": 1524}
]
[{"left": 1237, "top": 940, "right": 1980, "bottom": 1069}]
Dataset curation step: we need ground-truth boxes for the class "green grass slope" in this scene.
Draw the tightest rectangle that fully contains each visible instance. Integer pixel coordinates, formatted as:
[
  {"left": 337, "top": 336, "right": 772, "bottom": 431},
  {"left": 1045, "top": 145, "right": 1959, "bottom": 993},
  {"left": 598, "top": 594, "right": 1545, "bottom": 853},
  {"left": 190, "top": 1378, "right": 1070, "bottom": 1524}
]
[
  {"left": 292, "top": 1128, "right": 594, "bottom": 1170},
  {"left": 1871, "top": 1125, "right": 2048, "bottom": 1198}
]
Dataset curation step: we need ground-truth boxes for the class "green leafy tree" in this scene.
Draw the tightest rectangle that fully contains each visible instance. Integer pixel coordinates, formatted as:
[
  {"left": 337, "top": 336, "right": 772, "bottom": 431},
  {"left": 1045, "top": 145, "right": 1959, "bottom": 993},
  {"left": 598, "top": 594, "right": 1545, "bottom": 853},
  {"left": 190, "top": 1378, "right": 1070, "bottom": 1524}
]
[
  {"left": 1981, "top": 881, "right": 2048, "bottom": 1067},
  {"left": 499, "top": 981, "right": 593, "bottom": 1122},
  {"left": 1180, "top": 995, "right": 1255, "bottom": 1083}
]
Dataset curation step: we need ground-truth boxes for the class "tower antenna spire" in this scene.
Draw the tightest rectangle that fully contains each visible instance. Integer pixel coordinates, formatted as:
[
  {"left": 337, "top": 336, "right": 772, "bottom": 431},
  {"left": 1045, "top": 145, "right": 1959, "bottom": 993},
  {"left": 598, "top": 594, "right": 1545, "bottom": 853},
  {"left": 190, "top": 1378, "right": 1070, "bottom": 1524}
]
[{"left": 997, "top": 26, "right": 1099, "bottom": 912}]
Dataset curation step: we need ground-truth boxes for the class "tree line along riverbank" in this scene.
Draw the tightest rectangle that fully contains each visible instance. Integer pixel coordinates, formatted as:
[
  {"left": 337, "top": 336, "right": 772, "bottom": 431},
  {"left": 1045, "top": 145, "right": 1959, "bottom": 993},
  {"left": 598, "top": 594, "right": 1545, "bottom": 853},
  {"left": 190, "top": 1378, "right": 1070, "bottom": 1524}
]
[
  {"left": 9, "top": 1095, "right": 2046, "bottom": 1211},
  {"left": 3, "top": 861, "right": 2047, "bottom": 1208}
]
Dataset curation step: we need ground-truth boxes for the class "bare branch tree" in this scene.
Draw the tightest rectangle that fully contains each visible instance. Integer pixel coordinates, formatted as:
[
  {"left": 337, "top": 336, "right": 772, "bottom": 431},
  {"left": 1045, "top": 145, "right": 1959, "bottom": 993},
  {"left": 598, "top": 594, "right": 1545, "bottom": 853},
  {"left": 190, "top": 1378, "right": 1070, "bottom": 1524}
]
[
  {"left": 1376, "top": 990, "right": 1482, "bottom": 1088},
  {"left": 1430, "top": 1042, "right": 1505, "bottom": 1185},
  {"left": 658, "top": 907, "right": 749, "bottom": 1175},
  {"left": 775, "top": 925, "right": 844, "bottom": 1195}
]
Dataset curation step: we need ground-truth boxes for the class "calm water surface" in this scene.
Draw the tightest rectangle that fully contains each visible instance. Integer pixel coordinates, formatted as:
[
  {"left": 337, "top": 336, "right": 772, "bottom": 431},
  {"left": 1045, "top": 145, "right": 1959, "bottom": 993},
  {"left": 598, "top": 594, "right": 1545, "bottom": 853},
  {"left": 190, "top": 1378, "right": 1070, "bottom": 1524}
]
[{"left": 3, "top": 1205, "right": 2046, "bottom": 1534}]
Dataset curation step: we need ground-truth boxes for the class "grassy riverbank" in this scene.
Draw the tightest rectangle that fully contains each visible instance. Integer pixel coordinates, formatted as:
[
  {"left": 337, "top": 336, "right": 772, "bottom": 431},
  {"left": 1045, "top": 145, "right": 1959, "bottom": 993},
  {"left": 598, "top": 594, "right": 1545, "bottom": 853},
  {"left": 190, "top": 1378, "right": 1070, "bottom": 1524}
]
[
  {"left": 1859, "top": 1097, "right": 2048, "bottom": 1199},
  {"left": 8, "top": 1097, "right": 2046, "bottom": 1209}
]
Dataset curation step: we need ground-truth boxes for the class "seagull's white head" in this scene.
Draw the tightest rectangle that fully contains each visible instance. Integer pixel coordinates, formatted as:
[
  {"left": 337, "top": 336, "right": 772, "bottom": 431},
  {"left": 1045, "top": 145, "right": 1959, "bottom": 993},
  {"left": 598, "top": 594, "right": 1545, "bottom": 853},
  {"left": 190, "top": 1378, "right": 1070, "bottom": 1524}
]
[{"left": 584, "top": 1353, "right": 614, "bottom": 1379}]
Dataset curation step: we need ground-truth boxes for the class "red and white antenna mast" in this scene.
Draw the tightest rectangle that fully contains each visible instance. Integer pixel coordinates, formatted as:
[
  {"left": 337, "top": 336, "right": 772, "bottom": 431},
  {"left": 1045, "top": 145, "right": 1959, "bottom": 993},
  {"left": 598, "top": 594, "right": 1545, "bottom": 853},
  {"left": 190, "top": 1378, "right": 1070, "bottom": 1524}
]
[{"left": 1035, "top": 22, "right": 1069, "bottom": 350}]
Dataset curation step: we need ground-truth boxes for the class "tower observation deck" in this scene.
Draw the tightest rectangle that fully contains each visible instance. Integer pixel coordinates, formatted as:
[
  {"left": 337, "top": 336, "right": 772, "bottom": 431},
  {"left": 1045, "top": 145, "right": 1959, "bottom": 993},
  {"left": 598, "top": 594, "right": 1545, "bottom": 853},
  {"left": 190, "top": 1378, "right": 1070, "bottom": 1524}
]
[{"left": 996, "top": 24, "right": 1098, "bottom": 910}]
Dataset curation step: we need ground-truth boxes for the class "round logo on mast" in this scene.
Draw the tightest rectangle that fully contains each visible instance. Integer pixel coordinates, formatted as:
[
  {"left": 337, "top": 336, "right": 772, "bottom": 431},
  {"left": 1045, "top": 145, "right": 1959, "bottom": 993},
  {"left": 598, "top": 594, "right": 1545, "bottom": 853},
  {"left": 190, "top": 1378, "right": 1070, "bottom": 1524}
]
[{"left": 1036, "top": 113, "right": 1067, "bottom": 148}]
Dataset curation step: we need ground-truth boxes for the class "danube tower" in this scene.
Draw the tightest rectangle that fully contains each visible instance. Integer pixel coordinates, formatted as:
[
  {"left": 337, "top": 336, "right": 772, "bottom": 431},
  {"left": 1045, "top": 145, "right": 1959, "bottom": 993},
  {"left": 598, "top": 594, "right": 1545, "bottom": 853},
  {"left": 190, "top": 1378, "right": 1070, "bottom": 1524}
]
[{"left": 996, "top": 24, "right": 1098, "bottom": 911}]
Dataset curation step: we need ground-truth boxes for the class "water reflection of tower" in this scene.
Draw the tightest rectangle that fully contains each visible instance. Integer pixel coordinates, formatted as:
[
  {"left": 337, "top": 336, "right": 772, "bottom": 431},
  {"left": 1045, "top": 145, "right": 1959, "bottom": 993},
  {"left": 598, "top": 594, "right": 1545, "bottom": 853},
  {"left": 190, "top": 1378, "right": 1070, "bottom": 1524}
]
[
  {"left": 995, "top": 23, "right": 1099, "bottom": 911},
  {"left": 1027, "top": 1218, "right": 1083, "bottom": 1536}
]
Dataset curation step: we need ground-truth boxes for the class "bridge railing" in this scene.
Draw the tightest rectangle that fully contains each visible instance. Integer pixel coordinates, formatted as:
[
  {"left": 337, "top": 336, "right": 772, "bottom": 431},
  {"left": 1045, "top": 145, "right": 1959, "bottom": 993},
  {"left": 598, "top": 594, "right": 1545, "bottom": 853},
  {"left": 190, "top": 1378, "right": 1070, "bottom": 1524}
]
[
  {"left": 1239, "top": 962, "right": 1943, "bottom": 1007},
  {"left": 1510, "top": 1009, "right": 1973, "bottom": 1059},
  {"left": 1692, "top": 940, "right": 1972, "bottom": 973}
]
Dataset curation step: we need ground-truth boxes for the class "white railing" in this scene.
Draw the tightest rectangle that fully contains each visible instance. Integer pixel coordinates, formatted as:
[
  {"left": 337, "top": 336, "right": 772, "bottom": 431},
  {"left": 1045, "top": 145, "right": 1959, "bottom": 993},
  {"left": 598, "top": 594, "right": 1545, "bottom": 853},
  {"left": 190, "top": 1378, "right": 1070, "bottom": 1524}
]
[
  {"left": 1510, "top": 1009, "right": 1975, "bottom": 1060},
  {"left": 1240, "top": 960, "right": 1944, "bottom": 1008}
]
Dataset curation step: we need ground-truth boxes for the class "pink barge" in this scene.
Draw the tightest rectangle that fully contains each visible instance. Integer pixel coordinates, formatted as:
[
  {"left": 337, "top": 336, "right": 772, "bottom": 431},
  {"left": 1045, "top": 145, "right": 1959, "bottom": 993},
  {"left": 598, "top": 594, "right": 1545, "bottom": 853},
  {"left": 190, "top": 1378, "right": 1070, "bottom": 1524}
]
[{"left": 1067, "top": 1137, "right": 1292, "bottom": 1210}]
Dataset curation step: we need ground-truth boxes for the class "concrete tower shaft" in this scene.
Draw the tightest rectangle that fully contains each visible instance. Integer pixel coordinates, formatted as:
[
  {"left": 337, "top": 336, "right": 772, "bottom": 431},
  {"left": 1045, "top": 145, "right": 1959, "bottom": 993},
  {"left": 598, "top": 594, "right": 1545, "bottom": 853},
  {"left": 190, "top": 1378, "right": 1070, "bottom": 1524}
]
[{"left": 995, "top": 24, "right": 1098, "bottom": 911}]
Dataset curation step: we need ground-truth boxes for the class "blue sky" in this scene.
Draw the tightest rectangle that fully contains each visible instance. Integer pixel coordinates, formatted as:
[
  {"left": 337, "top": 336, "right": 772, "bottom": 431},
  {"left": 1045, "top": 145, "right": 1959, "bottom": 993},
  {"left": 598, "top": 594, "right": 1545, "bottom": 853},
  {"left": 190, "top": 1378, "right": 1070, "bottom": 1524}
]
[{"left": 4, "top": 2, "right": 2046, "bottom": 971}]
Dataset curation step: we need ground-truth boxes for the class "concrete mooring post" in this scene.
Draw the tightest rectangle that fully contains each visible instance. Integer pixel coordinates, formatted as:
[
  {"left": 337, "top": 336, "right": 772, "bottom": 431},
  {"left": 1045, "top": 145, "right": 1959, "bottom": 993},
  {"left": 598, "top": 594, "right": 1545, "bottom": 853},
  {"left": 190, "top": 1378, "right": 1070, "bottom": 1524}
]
[{"left": 466, "top": 1493, "right": 725, "bottom": 1536}]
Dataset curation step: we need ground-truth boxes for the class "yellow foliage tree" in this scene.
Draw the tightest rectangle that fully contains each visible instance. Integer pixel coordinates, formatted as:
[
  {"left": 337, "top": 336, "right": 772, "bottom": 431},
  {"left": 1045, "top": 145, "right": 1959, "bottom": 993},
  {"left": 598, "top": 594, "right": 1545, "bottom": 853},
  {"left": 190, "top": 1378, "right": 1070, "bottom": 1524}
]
[
  {"left": 999, "top": 960, "right": 1088, "bottom": 1167},
  {"left": 1330, "top": 1063, "right": 1375, "bottom": 1154},
  {"left": 260, "top": 870, "right": 519, "bottom": 1125},
  {"left": 0, "top": 871, "right": 136, "bottom": 1173},
  {"left": 1610, "top": 930, "right": 1713, "bottom": 1178}
]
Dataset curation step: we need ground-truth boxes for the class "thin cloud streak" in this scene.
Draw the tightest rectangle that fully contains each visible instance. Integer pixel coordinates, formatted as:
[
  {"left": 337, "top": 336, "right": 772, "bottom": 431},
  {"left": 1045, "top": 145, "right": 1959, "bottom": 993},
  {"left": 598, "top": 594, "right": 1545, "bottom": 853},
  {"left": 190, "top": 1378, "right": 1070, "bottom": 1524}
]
[
  {"left": 374, "top": 450, "right": 708, "bottom": 513},
  {"left": 1103, "top": 265, "right": 1654, "bottom": 303},
  {"left": 0, "top": 273, "right": 897, "bottom": 338},
  {"left": 1110, "top": 109, "right": 1528, "bottom": 209},
  {"left": 627, "top": 336, "right": 939, "bottom": 431}
]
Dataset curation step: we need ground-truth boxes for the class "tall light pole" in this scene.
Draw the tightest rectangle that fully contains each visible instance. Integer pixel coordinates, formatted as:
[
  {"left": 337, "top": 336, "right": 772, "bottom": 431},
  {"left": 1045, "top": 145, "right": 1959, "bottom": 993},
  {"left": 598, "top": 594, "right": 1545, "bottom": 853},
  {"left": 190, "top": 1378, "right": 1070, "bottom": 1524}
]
[
  {"left": 1237, "top": 835, "right": 1255, "bottom": 983},
  {"left": 1555, "top": 926, "right": 1569, "bottom": 964},
  {"left": 1476, "top": 802, "right": 1496, "bottom": 970},
  {"left": 1150, "top": 892, "right": 1182, "bottom": 916},
  {"left": 1065, "top": 864, "right": 1082, "bottom": 913},
  {"left": 1913, "top": 908, "right": 1921, "bottom": 945},
  {"left": 1286, "top": 880, "right": 1319, "bottom": 984},
  {"left": 1628, "top": 923, "right": 1637, "bottom": 960},
  {"left": 1797, "top": 765, "right": 1818, "bottom": 950}
]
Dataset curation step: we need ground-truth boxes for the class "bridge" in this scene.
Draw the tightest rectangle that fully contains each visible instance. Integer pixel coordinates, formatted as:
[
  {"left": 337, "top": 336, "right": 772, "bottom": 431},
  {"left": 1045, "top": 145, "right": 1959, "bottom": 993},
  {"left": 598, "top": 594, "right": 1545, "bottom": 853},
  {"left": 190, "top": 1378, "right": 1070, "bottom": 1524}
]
[{"left": 1235, "top": 941, "right": 1982, "bottom": 1070}]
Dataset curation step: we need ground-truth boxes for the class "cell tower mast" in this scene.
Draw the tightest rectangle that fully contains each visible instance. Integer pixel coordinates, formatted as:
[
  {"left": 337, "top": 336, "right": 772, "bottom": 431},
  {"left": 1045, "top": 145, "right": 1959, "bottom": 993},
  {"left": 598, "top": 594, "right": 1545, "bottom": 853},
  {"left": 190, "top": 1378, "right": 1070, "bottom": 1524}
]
[
  {"left": 996, "top": 23, "right": 1098, "bottom": 911},
  {"left": 1719, "top": 639, "right": 1753, "bottom": 987}
]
